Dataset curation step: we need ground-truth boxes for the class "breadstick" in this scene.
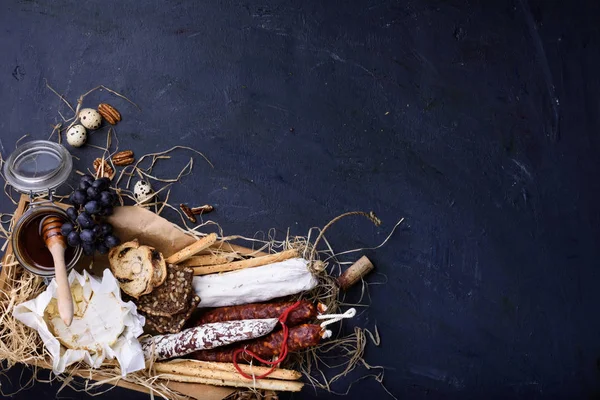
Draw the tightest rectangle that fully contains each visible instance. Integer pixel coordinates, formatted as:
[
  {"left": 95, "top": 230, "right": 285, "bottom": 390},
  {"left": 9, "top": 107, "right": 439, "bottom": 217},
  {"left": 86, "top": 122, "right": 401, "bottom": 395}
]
[
  {"left": 154, "top": 360, "right": 301, "bottom": 381},
  {"left": 157, "top": 373, "right": 303, "bottom": 392},
  {"left": 193, "top": 249, "right": 299, "bottom": 276},
  {"left": 179, "top": 254, "right": 241, "bottom": 267},
  {"left": 209, "top": 241, "right": 269, "bottom": 257},
  {"left": 166, "top": 233, "right": 217, "bottom": 264}
]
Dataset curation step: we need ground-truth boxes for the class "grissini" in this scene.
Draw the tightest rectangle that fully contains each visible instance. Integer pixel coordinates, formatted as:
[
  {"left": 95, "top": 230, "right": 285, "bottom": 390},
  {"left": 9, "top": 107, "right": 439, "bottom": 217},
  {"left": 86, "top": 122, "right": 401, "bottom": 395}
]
[
  {"left": 154, "top": 360, "right": 302, "bottom": 381},
  {"left": 192, "top": 249, "right": 299, "bottom": 275},
  {"left": 156, "top": 373, "right": 303, "bottom": 392},
  {"left": 165, "top": 233, "right": 218, "bottom": 264}
]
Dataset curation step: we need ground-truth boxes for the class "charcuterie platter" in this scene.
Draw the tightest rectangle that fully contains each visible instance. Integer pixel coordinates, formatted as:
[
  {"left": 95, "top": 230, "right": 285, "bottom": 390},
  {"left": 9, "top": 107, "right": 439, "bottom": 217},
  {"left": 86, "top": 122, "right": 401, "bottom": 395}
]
[{"left": 0, "top": 86, "right": 400, "bottom": 399}]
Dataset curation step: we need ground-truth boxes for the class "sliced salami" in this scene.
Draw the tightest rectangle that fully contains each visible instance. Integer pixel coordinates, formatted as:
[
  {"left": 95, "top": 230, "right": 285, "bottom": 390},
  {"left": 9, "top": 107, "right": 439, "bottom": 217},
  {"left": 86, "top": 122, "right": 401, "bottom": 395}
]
[{"left": 142, "top": 318, "right": 278, "bottom": 361}]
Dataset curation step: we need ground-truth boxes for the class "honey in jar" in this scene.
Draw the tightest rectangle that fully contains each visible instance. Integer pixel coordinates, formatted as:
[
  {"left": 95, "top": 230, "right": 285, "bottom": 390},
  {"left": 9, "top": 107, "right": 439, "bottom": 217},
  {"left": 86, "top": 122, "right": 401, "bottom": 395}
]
[
  {"left": 4, "top": 140, "right": 82, "bottom": 277},
  {"left": 18, "top": 213, "right": 77, "bottom": 272}
]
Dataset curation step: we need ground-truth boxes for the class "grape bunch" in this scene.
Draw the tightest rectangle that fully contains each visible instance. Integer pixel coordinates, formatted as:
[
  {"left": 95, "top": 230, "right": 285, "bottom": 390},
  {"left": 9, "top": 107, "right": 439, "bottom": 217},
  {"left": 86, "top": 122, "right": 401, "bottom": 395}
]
[{"left": 63, "top": 175, "right": 121, "bottom": 256}]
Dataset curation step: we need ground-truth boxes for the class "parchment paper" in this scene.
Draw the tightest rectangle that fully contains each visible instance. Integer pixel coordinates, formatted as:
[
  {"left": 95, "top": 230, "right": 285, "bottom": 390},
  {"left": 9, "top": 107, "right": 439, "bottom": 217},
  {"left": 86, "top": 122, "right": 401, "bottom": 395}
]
[
  {"left": 13, "top": 269, "right": 145, "bottom": 375},
  {"left": 107, "top": 206, "right": 197, "bottom": 256},
  {"left": 86, "top": 206, "right": 199, "bottom": 274}
]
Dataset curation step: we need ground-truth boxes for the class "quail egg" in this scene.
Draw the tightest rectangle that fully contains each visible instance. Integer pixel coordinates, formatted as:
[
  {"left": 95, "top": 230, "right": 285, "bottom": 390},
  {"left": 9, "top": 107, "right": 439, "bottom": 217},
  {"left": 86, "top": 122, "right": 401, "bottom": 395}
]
[
  {"left": 134, "top": 180, "right": 153, "bottom": 203},
  {"left": 66, "top": 124, "right": 87, "bottom": 148},
  {"left": 79, "top": 108, "right": 102, "bottom": 130}
]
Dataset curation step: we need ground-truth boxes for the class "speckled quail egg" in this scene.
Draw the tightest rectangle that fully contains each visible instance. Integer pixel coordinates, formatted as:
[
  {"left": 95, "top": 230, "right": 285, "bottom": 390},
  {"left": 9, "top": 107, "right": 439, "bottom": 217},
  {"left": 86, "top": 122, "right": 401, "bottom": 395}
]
[
  {"left": 134, "top": 180, "right": 153, "bottom": 203},
  {"left": 79, "top": 108, "right": 102, "bottom": 130},
  {"left": 66, "top": 124, "right": 87, "bottom": 148}
]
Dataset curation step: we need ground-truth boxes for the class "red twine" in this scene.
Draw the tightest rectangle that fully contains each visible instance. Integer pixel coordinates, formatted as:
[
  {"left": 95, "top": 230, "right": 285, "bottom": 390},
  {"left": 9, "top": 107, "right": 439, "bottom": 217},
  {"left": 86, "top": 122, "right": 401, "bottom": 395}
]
[{"left": 233, "top": 300, "right": 302, "bottom": 379}]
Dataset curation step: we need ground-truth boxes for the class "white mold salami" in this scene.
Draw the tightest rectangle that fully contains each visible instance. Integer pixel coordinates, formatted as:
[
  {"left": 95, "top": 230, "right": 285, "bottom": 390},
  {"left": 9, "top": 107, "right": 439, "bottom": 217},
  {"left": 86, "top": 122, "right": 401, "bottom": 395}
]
[
  {"left": 192, "top": 258, "right": 319, "bottom": 308},
  {"left": 142, "top": 318, "right": 278, "bottom": 361}
]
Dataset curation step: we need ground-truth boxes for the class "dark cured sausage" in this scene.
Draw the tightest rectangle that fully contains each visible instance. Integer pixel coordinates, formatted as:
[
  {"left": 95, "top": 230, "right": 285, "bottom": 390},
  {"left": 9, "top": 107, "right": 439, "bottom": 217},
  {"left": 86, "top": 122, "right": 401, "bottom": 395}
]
[
  {"left": 192, "top": 324, "right": 324, "bottom": 363},
  {"left": 195, "top": 301, "right": 317, "bottom": 327}
]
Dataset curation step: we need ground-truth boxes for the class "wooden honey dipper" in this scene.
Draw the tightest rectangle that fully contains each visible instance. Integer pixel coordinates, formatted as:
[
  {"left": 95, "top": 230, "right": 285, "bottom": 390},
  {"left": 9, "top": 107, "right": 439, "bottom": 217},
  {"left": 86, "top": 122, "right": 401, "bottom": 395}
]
[{"left": 40, "top": 215, "right": 73, "bottom": 326}]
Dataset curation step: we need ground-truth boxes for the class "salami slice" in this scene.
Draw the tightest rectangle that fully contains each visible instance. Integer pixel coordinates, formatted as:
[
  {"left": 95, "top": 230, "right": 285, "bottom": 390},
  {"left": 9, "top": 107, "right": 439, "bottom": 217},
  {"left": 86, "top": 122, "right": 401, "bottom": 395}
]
[
  {"left": 194, "top": 301, "right": 317, "bottom": 327},
  {"left": 142, "top": 318, "right": 278, "bottom": 361},
  {"left": 192, "top": 324, "right": 325, "bottom": 363}
]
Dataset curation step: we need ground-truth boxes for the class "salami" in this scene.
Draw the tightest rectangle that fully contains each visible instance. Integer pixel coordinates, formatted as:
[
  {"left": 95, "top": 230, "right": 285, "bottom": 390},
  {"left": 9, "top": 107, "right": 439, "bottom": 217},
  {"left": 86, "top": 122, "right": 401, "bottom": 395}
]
[
  {"left": 194, "top": 301, "right": 317, "bottom": 327},
  {"left": 142, "top": 318, "right": 278, "bottom": 361},
  {"left": 192, "top": 258, "right": 318, "bottom": 307},
  {"left": 192, "top": 324, "right": 325, "bottom": 363}
]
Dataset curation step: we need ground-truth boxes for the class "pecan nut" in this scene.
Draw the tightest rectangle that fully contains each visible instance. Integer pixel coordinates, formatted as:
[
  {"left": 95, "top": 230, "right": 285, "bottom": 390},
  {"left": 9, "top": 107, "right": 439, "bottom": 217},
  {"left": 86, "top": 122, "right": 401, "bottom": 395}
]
[
  {"left": 93, "top": 158, "right": 115, "bottom": 178},
  {"left": 97, "top": 103, "right": 122, "bottom": 125},
  {"left": 112, "top": 150, "right": 135, "bottom": 166}
]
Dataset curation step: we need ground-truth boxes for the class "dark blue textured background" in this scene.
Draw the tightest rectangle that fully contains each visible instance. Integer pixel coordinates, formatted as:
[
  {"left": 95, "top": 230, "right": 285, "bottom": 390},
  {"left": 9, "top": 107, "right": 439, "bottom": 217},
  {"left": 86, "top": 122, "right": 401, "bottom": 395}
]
[{"left": 1, "top": 1, "right": 599, "bottom": 399}]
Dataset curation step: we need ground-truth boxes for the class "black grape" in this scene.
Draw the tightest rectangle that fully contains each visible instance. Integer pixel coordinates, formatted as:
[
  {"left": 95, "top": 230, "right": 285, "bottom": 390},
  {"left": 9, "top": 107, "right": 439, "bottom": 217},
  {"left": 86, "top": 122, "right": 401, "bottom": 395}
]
[
  {"left": 96, "top": 242, "right": 109, "bottom": 255},
  {"left": 71, "top": 189, "right": 88, "bottom": 205},
  {"left": 77, "top": 212, "right": 94, "bottom": 229},
  {"left": 67, "top": 231, "right": 81, "bottom": 247},
  {"left": 82, "top": 242, "right": 95, "bottom": 256},
  {"left": 92, "top": 178, "right": 110, "bottom": 191},
  {"left": 66, "top": 207, "right": 78, "bottom": 221},
  {"left": 84, "top": 200, "right": 102, "bottom": 215},
  {"left": 104, "top": 234, "right": 120, "bottom": 248},
  {"left": 79, "top": 180, "right": 91, "bottom": 190},
  {"left": 60, "top": 222, "right": 74, "bottom": 236},
  {"left": 86, "top": 186, "right": 100, "bottom": 200},
  {"left": 80, "top": 175, "right": 94, "bottom": 186},
  {"left": 80, "top": 229, "right": 96, "bottom": 243},
  {"left": 92, "top": 224, "right": 102, "bottom": 237},
  {"left": 99, "top": 191, "right": 114, "bottom": 207},
  {"left": 99, "top": 223, "right": 113, "bottom": 236}
]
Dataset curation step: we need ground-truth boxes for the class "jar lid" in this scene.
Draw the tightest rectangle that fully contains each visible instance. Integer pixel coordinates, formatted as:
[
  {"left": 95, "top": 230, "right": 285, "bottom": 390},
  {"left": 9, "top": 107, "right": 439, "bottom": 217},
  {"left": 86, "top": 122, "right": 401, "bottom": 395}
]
[{"left": 3, "top": 140, "right": 73, "bottom": 194}]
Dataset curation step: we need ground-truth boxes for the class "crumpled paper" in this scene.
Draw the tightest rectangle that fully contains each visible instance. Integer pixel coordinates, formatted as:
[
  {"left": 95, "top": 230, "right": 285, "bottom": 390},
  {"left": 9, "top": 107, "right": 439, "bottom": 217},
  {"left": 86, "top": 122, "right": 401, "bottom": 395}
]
[
  {"left": 13, "top": 268, "right": 146, "bottom": 376},
  {"left": 107, "top": 206, "right": 197, "bottom": 257}
]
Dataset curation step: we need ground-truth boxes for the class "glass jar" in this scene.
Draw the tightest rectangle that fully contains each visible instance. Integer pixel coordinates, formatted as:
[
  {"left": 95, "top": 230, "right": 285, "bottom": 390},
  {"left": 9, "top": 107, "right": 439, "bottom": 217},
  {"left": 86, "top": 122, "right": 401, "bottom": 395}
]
[{"left": 4, "top": 140, "right": 82, "bottom": 277}]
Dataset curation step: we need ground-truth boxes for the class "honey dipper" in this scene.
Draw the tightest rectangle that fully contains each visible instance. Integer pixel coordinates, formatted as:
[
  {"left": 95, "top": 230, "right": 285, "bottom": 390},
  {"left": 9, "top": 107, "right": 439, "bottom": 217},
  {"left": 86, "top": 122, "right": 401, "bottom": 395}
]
[{"left": 40, "top": 215, "right": 74, "bottom": 326}]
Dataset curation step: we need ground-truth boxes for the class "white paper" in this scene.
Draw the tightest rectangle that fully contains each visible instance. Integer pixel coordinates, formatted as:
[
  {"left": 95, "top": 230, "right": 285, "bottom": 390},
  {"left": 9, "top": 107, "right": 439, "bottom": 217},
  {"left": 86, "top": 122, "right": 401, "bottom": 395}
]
[{"left": 13, "top": 269, "right": 146, "bottom": 376}]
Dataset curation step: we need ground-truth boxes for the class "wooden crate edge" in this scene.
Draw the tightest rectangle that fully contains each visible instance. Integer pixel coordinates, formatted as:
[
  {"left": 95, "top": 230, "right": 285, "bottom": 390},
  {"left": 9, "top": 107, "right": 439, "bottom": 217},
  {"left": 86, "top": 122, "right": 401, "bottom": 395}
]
[
  {"left": 0, "top": 194, "right": 29, "bottom": 293},
  {"left": 25, "top": 360, "right": 235, "bottom": 399}
]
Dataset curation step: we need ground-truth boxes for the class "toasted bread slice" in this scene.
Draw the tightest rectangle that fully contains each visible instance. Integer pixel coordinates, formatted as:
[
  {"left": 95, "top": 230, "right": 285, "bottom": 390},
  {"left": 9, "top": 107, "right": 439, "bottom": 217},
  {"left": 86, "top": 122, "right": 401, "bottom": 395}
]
[
  {"left": 136, "top": 264, "right": 193, "bottom": 317},
  {"left": 144, "top": 295, "right": 201, "bottom": 334},
  {"left": 150, "top": 248, "right": 167, "bottom": 287},
  {"left": 108, "top": 239, "right": 156, "bottom": 298}
]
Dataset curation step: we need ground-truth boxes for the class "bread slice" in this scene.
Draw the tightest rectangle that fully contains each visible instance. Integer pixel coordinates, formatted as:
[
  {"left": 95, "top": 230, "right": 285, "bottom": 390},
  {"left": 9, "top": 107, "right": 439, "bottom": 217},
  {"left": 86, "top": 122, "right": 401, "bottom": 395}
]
[
  {"left": 136, "top": 264, "right": 193, "bottom": 317},
  {"left": 108, "top": 239, "right": 156, "bottom": 298},
  {"left": 144, "top": 295, "right": 201, "bottom": 334},
  {"left": 150, "top": 248, "right": 167, "bottom": 287}
]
